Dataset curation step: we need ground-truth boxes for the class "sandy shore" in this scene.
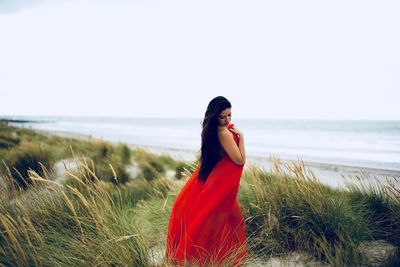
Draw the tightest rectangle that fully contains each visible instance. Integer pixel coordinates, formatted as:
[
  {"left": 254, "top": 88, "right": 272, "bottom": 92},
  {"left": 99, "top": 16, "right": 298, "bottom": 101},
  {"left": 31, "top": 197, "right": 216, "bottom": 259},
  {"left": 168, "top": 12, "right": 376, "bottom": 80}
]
[{"left": 37, "top": 129, "right": 400, "bottom": 190}]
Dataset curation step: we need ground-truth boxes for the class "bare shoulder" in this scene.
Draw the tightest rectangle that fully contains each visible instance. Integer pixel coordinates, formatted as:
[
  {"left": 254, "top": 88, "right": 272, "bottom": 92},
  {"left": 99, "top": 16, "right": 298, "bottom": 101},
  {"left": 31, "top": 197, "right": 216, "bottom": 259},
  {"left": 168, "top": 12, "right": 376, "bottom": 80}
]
[{"left": 218, "top": 127, "right": 233, "bottom": 141}]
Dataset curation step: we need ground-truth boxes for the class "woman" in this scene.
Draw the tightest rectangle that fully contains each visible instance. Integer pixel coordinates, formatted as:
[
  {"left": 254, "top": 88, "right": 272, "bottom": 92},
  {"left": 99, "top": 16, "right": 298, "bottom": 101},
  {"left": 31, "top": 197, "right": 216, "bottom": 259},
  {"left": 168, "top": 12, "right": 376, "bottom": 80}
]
[{"left": 165, "top": 96, "right": 247, "bottom": 266}]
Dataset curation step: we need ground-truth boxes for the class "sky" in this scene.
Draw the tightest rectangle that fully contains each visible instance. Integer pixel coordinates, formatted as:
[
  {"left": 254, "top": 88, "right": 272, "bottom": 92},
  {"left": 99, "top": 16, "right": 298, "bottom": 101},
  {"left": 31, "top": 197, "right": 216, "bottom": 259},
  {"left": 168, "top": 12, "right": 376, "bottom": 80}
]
[{"left": 0, "top": 0, "right": 399, "bottom": 119}]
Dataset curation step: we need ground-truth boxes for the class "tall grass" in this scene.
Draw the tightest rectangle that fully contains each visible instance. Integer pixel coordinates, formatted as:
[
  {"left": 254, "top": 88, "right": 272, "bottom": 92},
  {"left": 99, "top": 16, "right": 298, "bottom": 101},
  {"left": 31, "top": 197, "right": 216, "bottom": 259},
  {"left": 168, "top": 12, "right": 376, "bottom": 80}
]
[
  {"left": 0, "top": 125, "right": 130, "bottom": 187},
  {"left": 132, "top": 148, "right": 187, "bottom": 181},
  {"left": 2, "top": 143, "right": 55, "bottom": 189},
  {"left": 1, "top": 155, "right": 398, "bottom": 266},
  {"left": 238, "top": 158, "right": 400, "bottom": 265},
  {"left": 0, "top": 128, "right": 20, "bottom": 149},
  {"left": 1, "top": 124, "right": 399, "bottom": 266},
  {"left": 345, "top": 174, "right": 400, "bottom": 246},
  {"left": 0, "top": 158, "right": 152, "bottom": 267}
]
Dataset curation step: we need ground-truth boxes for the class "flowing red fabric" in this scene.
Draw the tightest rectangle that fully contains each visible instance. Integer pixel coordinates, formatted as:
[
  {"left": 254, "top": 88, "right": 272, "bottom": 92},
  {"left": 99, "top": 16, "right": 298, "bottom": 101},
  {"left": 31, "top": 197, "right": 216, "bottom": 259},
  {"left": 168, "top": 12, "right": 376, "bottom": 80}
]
[{"left": 165, "top": 123, "right": 247, "bottom": 266}]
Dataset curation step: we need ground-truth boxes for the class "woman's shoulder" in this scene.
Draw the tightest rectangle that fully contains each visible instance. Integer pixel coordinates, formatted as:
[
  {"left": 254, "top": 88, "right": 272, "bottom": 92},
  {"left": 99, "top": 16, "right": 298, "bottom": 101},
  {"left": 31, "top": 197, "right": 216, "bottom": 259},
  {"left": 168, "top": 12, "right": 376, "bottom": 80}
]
[
  {"left": 217, "top": 126, "right": 231, "bottom": 138},
  {"left": 218, "top": 125, "right": 236, "bottom": 142}
]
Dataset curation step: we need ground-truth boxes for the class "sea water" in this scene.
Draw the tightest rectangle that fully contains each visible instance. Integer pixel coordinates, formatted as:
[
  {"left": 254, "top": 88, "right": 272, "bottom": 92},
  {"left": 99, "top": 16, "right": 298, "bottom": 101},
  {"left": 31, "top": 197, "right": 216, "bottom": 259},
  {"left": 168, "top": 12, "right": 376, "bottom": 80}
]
[{"left": 3, "top": 116, "right": 400, "bottom": 172}]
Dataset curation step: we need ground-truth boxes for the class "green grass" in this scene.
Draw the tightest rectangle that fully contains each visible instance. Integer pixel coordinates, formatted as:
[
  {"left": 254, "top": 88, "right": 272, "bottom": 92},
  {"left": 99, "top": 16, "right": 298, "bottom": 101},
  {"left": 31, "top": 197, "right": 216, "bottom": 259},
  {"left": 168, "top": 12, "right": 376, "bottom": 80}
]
[
  {"left": 0, "top": 124, "right": 399, "bottom": 266},
  {"left": 2, "top": 143, "right": 55, "bottom": 189},
  {"left": 0, "top": 125, "right": 179, "bottom": 186},
  {"left": 0, "top": 160, "right": 151, "bottom": 266},
  {"left": 238, "top": 160, "right": 400, "bottom": 265}
]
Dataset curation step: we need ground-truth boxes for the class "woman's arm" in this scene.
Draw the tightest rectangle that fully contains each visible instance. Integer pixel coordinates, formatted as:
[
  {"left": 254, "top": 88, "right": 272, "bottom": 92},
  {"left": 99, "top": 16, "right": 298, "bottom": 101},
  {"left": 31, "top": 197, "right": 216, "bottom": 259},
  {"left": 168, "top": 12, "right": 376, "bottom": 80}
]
[{"left": 218, "top": 127, "right": 246, "bottom": 165}]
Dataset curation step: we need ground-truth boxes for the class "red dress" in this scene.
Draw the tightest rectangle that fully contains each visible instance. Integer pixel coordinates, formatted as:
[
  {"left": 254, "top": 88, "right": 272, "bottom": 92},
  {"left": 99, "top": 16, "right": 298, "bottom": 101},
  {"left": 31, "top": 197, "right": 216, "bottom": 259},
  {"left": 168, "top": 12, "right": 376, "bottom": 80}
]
[{"left": 165, "top": 123, "right": 247, "bottom": 266}]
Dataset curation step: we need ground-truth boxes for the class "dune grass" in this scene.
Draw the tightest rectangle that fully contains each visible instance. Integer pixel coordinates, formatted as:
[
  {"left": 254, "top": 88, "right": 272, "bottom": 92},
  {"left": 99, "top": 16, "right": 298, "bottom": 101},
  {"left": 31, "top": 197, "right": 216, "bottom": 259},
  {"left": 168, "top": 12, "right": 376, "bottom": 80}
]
[
  {"left": 0, "top": 124, "right": 399, "bottom": 266},
  {"left": 0, "top": 160, "right": 151, "bottom": 266},
  {"left": 0, "top": 125, "right": 181, "bottom": 187},
  {"left": 238, "top": 159, "right": 400, "bottom": 265}
]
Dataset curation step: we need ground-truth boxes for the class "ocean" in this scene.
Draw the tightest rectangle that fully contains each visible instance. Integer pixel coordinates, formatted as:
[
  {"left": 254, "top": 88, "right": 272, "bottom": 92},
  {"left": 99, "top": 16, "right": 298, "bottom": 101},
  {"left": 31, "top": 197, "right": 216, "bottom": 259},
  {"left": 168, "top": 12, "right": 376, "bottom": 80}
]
[{"left": 3, "top": 116, "right": 400, "bottom": 172}]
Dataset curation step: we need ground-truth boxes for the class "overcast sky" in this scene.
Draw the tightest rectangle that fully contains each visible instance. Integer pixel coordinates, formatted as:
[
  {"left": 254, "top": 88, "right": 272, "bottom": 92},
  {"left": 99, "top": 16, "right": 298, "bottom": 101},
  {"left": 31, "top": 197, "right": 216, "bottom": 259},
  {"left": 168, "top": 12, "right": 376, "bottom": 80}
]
[{"left": 0, "top": 0, "right": 399, "bottom": 119}]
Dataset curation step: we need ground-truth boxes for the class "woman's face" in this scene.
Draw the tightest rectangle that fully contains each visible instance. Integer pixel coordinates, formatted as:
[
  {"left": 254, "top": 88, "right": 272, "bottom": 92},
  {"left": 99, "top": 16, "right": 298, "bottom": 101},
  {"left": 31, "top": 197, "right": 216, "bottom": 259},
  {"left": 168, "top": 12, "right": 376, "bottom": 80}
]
[{"left": 218, "top": 108, "right": 231, "bottom": 127}]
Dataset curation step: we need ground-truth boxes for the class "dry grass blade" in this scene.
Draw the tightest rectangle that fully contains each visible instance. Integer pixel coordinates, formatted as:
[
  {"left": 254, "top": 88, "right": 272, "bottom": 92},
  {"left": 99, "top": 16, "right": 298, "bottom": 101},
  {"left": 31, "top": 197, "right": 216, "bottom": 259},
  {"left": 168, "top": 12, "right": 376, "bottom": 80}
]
[
  {"left": 101, "top": 234, "right": 139, "bottom": 244},
  {"left": 0, "top": 214, "right": 28, "bottom": 266}
]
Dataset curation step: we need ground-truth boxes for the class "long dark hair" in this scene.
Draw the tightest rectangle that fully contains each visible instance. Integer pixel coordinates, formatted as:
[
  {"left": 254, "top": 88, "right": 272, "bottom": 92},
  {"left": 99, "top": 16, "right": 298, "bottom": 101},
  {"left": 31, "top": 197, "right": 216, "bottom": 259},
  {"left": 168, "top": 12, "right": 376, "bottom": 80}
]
[{"left": 198, "top": 96, "right": 232, "bottom": 182}]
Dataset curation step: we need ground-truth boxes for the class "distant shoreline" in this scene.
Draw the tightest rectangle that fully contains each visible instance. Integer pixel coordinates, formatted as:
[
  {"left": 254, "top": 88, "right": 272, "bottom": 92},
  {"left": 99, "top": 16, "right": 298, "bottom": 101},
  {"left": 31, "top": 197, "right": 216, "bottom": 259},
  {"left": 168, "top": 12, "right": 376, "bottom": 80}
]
[{"left": 0, "top": 118, "right": 36, "bottom": 124}]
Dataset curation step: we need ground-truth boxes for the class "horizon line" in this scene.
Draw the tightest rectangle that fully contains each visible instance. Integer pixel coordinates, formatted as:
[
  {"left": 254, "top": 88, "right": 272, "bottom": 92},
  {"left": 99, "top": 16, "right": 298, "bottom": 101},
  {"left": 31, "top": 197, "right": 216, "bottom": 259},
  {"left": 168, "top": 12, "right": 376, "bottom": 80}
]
[{"left": 1, "top": 114, "right": 400, "bottom": 121}]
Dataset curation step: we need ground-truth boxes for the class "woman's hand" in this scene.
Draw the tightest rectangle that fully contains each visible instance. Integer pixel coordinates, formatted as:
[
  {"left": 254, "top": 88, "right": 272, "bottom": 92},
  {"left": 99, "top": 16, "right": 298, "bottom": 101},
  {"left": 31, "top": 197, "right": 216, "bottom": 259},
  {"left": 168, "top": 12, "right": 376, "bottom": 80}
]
[{"left": 229, "top": 126, "right": 243, "bottom": 136}]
